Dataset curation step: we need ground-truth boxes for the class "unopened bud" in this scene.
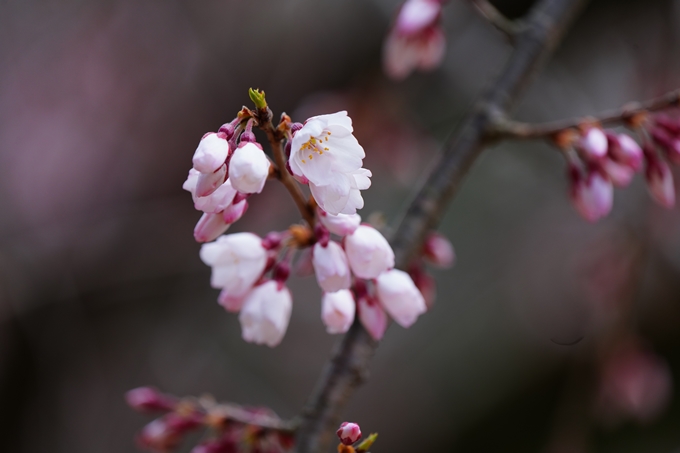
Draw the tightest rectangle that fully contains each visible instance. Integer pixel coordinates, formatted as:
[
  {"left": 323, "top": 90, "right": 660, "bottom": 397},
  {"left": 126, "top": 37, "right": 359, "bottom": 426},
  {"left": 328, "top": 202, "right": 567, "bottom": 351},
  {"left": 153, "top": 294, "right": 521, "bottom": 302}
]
[
  {"left": 645, "top": 153, "right": 675, "bottom": 208},
  {"left": 337, "top": 422, "right": 362, "bottom": 445},
  {"left": 422, "top": 232, "right": 455, "bottom": 268},
  {"left": 218, "top": 123, "right": 236, "bottom": 139},
  {"left": 125, "top": 387, "right": 177, "bottom": 413},
  {"left": 579, "top": 127, "right": 608, "bottom": 159},
  {"left": 194, "top": 213, "right": 230, "bottom": 243}
]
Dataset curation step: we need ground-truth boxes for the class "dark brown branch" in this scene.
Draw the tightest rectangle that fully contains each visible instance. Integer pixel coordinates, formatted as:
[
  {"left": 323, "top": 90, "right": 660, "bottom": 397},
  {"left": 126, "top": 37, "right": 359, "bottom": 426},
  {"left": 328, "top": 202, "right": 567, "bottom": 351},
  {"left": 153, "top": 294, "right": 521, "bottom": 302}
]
[
  {"left": 490, "top": 88, "right": 680, "bottom": 139},
  {"left": 255, "top": 107, "right": 316, "bottom": 227},
  {"left": 469, "top": 0, "right": 522, "bottom": 40},
  {"left": 294, "top": 0, "right": 588, "bottom": 451}
]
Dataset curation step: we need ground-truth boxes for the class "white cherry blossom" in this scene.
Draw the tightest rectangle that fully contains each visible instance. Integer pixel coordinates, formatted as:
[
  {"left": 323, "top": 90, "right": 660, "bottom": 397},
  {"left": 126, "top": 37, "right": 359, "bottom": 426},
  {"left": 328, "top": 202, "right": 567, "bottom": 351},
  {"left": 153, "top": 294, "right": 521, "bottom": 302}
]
[
  {"left": 312, "top": 241, "right": 351, "bottom": 292},
  {"left": 570, "top": 172, "right": 613, "bottom": 222},
  {"left": 239, "top": 281, "right": 292, "bottom": 347},
  {"left": 228, "top": 142, "right": 271, "bottom": 194},
  {"left": 344, "top": 225, "right": 395, "bottom": 279},
  {"left": 318, "top": 209, "right": 361, "bottom": 236},
  {"left": 376, "top": 269, "right": 426, "bottom": 328},
  {"left": 321, "top": 290, "right": 356, "bottom": 334},
  {"left": 309, "top": 168, "right": 371, "bottom": 216},
  {"left": 192, "top": 133, "right": 230, "bottom": 173},
  {"left": 200, "top": 233, "right": 268, "bottom": 299}
]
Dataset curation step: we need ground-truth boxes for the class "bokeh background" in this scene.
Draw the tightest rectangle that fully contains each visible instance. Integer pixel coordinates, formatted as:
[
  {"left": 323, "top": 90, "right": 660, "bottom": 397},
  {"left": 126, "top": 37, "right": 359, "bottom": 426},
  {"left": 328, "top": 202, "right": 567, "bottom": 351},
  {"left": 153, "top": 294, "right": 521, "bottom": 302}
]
[{"left": 1, "top": 0, "right": 680, "bottom": 452}]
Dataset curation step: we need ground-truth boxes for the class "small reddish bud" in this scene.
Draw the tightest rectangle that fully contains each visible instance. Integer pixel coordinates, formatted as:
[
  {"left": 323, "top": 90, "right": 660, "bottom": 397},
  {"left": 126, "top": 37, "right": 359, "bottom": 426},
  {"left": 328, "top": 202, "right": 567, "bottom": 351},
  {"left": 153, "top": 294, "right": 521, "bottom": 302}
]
[
  {"left": 218, "top": 123, "right": 236, "bottom": 139},
  {"left": 126, "top": 387, "right": 177, "bottom": 413},
  {"left": 337, "top": 422, "right": 362, "bottom": 445},
  {"left": 422, "top": 232, "right": 455, "bottom": 268},
  {"left": 239, "top": 130, "right": 257, "bottom": 143}
]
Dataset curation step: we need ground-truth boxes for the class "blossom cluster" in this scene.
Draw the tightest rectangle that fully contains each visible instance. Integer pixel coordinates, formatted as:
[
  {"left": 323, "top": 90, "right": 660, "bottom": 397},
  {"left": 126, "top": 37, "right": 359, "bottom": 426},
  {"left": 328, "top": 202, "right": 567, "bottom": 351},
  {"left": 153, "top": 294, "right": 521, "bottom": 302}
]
[
  {"left": 183, "top": 97, "right": 454, "bottom": 347},
  {"left": 563, "top": 116, "right": 679, "bottom": 222},
  {"left": 383, "top": 0, "right": 446, "bottom": 80}
]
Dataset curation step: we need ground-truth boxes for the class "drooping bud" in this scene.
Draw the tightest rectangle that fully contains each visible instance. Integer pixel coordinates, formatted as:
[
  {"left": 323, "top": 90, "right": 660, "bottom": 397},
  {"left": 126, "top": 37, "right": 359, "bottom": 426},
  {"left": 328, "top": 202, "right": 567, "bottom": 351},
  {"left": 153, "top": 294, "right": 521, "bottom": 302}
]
[
  {"left": 229, "top": 142, "right": 271, "bottom": 194},
  {"left": 321, "top": 290, "right": 356, "bottom": 334},
  {"left": 651, "top": 127, "right": 680, "bottom": 164},
  {"left": 313, "top": 241, "right": 351, "bottom": 292},
  {"left": 193, "top": 133, "right": 230, "bottom": 173},
  {"left": 138, "top": 414, "right": 202, "bottom": 452},
  {"left": 422, "top": 232, "right": 455, "bottom": 268},
  {"left": 579, "top": 127, "right": 608, "bottom": 160},
  {"left": 358, "top": 295, "right": 388, "bottom": 341},
  {"left": 602, "top": 159, "right": 635, "bottom": 188},
  {"left": 194, "top": 212, "right": 230, "bottom": 243},
  {"left": 125, "top": 387, "right": 177, "bottom": 413},
  {"left": 645, "top": 153, "right": 676, "bottom": 208},
  {"left": 318, "top": 209, "right": 361, "bottom": 236},
  {"left": 609, "top": 133, "right": 643, "bottom": 171},
  {"left": 222, "top": 199, "right": 248, "bottom": 224},
  {"left": 376, "top": 269, "right": 427, "bottom": 328},
  {"left": 569, "top": 168, "right": 613, "bottom": 222},
  {"left": 195, "top": 164, "right": 227, "bottom": 198},
  {"left": 344, "top": 225, "right": 395, "bottom": 279},
  {"left": 395, "top": 0, "right": 441, "bottom": 36},
  {"left": 337, "top": 422, "right": 362, "bottom": 446},
  {"left": 239, "top": 281, "right": 293, "bottom": 347}
]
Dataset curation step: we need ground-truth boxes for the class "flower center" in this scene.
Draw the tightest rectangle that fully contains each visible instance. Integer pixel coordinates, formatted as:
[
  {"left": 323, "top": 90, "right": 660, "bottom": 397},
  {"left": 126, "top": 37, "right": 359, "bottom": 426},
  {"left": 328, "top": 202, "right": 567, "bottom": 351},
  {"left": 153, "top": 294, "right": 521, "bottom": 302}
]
[{"left": 299, "top": 131, "right": 331, "bottom": 164}]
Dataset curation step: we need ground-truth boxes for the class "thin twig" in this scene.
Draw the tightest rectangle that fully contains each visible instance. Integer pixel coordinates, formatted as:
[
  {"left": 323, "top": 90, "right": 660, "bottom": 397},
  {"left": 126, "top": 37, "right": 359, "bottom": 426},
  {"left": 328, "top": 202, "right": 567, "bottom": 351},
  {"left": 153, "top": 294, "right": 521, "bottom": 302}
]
[
  {"left": 469, "top": 0, "right": 522, "bottom": 40},
  {"left": 255, "top": 107, "right": 316, "bottom": 227},
  {"left": 489, "top": 89, "right": 680, "bottom": 139},
  {"left": 204, "top": 401, "right": 300, "bottom": 434},
  {"left": 294, "top": 0, "right": 588, "bottom": 451}
]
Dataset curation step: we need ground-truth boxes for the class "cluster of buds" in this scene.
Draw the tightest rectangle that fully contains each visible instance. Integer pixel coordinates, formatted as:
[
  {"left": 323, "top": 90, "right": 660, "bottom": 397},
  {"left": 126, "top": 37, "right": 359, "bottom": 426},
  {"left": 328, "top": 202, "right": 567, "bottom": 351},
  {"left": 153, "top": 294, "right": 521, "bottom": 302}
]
[
  {"left": 184, "top": 90, "right": 455, "bottom": 347},
  {"left": 559, "top": 114, "right": 679, "bottom": 222},
  {"left": 336, "top": 422, "right": 378, "bottom": 453},
  {"left": 126, "top": 387, "right": 295, "bottom": 453},
  {"left": 383, "top": 0, "right": 446, "bottom": 80}
]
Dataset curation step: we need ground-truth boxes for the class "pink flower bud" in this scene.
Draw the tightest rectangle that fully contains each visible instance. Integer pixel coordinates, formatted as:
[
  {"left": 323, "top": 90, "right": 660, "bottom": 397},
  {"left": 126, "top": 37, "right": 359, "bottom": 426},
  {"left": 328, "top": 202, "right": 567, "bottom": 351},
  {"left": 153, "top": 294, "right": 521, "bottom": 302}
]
[
  {"left": 313, "top": 241, "right": 352, "bottom": 292},
  {"left": 125, "top": 387, "right": 177, "bottom": 413},
  {"left": 410, "top": 266, "right": 436, "bottom": 309},
  {"left": 376, "top": 269, "right": 427, "bottom": 328},
  {"left": 423, "top": 232, "right": 455, "bottom": 268},
  {"left": 645, "top": 156, "right": 675, "bottom": 208},
  {"left": 138, "top": 414, "right": 202, "bottom": 452},
  {"left": 228, "top": 142, "right": 271, "bottom": 194},
  {"left": 611, "top": 134, "right": 643, "bottom": 171},
  {"left": 200, "top": 233, "right": 268, "bottom": 297},
  {"left": 569, "top": 171, "right": 613, "bottom": 222},
  {"left": 318, "top": 209, "right": 362, "bottom": 236},
  {"left": 345, "top": 225, "right": 395, "bottom": 279},
  {"left": 195, "top": 164, "right": 227, "bottom": 198},
  {"left": 602, "top": 159, "right": 634, "bottom": 188},
  {"left": 239, "top": 281, "right": 293, "bottom": 347},
  {"left": 222, "top": 199, "right": 248, "bottom": 224},
  {"left": 336, "top": 422, "right": 362, "bottom": 445},
  {"left": 579, "top": 127, "right": 608, "bottom": 159},
  {"left": 321, "top": 290, "right": 356, "bottom": 334},
  {"left": 651, "top": 128, "right": 680, "bottom": 164},
  {"left": 218, "top": 288, "right": 247, "bottom": 313},
  {"left": 358, "top": 295, "right": 388, "bottom": 341},
  {"left": 383, "top": 26, "right": 445, "bottom": 80},
  {"left": 193, "top": 133, "right": 230, "bottom": 173},
  {"left": 395, "top": 0, "right": 441, "bottom": 36},
  {"left": 194, "top": 212, "right": 230, "bottom": 243}
]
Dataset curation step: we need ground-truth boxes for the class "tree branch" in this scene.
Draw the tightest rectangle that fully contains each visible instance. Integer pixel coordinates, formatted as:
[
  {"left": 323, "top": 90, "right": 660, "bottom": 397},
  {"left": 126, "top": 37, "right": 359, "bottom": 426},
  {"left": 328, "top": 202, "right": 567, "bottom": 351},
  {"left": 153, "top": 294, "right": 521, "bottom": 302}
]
[
  {"left": 489, "top": 88, "right": 680, "bottom": 139},
  {"left": 469, "top": 0, "right": 522, "bottom": 40},
  {"left": 294, "top": 0, "right": 589, "bottom": 451}
]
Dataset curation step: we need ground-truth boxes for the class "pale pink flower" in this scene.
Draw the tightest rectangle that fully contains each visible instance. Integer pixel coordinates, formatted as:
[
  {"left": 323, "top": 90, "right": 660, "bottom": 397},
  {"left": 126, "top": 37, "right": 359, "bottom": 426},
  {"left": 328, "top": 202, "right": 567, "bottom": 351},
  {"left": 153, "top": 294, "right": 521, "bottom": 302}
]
[
  {"left": 195, "top": 164, "right": 227, "bottom": 198},
  {"left": 423, "top": 232, "right": 455, "bottom": 268},
  {"left": 358, "top": 295, "right": 388, "bottom": 341},
  {"left": 192, "top": 132, "right": 230, "bottom": 173},
  {"left": 383, "top": 27, "right": 445, "bottom": 80},
  {"left": 602, "top": 159, "right": 635, "bottom": 188},
  {"left": 228, "top": 142, "right": 271, "bottom": 194},
  {"left": 289, "top": 112, "right": 370, "bottom": 215},
  {"left": 239, "top": 281, "right": 293, "bottom": 347},
  {"left": 199, "top": 233, "right": 268, "bottom": 300},
  {"left": 321, "top": 290, "right": 356, "bottom": 334},
  {"left": 193, "top": 212, "right": 230, "bottom": 243},
  {"left": 570, "top": 172, "right": 613, "bottom": 222},
  {"left": 183, "top": 169, "right": 237, "bottom": 214},
  {"left": 395, "top": 0, "right": 441, "bottom": 35},
  {"left": 345, "top": 225, "right": 395, "bottom": 279},
  {"left": 218, "top": 287, "right": 247, "bottom": 313},
  {"left": 580, "top": 127, "right": 608, "bottom": 159},
  {"left": 611, "top": 134, "right": 643, "bottom": 171},
  {"left": 376, "top": 269, "right": 426, "bottom": 328},
  {"left": 336, "top": 422, "right": 362, "bottom": 446},
  {"left": 312, "top": 241, "right": 351, "bottom": 292},
  {"left": 222, "top": 199, "right": 248, "bottom": 224},
  {"left": 645, "top": 157, "right": 675, "bottom": 208},
  {"left": 309, "top": 168, "right": 372, "bottom": 215},
  {"left": 318, "top": 209, "right": 361, "bottom": 236}
]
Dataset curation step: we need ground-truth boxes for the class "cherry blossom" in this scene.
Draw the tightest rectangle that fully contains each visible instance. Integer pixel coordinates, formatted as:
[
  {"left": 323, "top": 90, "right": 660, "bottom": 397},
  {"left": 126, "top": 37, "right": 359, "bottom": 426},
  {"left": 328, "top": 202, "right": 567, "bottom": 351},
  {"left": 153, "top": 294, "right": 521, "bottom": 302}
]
[
  {"left": 321, "top": 290, "right": 356, "bottom": 334},
  {"left": 357, "top": 295, "right": 388, "bottom": 341},
  {"left": 570, "top": 171, "right": 613, "bottom": 222},
  {"left": 192, "top": 132, "right": 230, "bottom": 174},
  {"left": 239, "top": 281, "right": 293, "bottom": 347},
  {"left": 336, "top": 422, "right": 362, "bottom": 445},
  {"left": 312, "top": 241, "right": 352, "bottom": 292},
  {"left": 318, "top": 209, "right": 361, "bottom": 236},
  {"left": 344, "top": 225, "right": 395, "bottom": 279},
  {"left": 376, "top": 269, "right": 426, "bottom": 328},
  {"left": 228, "top": 142, "right": 271, "bottom": 194}
]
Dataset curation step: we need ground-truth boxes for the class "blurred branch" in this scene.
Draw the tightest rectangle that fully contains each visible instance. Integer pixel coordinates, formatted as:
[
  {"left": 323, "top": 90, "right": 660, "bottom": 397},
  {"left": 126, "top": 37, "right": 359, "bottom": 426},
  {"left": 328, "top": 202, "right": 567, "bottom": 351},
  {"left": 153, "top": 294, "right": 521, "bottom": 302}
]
[
  {"left": 294, "top": 0, "right": 588, "bottom": 451},
  {"left": 255, "top": 107, "right": 316, "bottom": 227},
  {"left": 489, "top": 88, "right": 680, "bottom": 139},
  {"left": 469, "top": 0, "right": 522, "bottom": 40}
]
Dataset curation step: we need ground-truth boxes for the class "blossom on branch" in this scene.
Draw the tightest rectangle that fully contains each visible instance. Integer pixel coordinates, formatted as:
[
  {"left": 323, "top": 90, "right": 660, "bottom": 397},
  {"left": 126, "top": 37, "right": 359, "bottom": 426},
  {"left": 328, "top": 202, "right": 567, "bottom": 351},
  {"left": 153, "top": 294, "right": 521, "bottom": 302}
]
[
  {"left": 345, "top": 225, "right": 395, "bottom": 279},
  {"left": 321, "top": 290, "right": 356, "bottom": 334},
  {"left": 228, "top": 142, "right": 271, "bottom": 194},
  {"left": 239, "top": 281, "right": 293, "bottom": 347},
  {"left": 376, "top": 269, "right": 427, "bottom": 328}
]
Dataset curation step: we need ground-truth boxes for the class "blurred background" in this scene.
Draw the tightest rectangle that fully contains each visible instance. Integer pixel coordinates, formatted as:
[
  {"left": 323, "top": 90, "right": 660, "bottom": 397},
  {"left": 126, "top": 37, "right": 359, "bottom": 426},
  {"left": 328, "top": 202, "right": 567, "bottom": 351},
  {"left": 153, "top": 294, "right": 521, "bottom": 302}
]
[{"left": 1, "top": 0, "right": 680, "bottom": 451}]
